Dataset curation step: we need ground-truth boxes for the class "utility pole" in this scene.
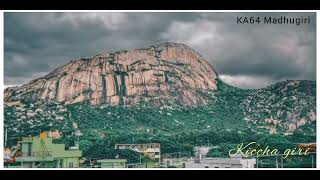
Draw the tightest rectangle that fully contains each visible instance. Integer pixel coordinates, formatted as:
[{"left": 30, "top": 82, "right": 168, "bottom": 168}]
[
  {"left": 77, "top": 135, "right": 80, "bottom": 148},
  {"left": 4, "top": 126, "right": 7, "bottom": 147}
]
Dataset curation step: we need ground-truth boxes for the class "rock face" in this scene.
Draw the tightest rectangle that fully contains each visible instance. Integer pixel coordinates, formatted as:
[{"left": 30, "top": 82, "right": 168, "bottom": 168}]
[{"left": 4, "top": 42, "right": 218, "bottom": 106}]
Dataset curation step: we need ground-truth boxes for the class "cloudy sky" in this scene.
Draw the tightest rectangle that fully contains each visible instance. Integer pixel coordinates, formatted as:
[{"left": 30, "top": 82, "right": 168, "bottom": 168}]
[{"left": 4, "top": 12, "right": 316, "bottom": 89}]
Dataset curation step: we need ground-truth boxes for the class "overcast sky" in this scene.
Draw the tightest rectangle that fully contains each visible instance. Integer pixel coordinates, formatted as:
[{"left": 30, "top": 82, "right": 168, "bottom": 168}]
[{"left": 4, "top": 12, "right": 316, "bottom": 89}]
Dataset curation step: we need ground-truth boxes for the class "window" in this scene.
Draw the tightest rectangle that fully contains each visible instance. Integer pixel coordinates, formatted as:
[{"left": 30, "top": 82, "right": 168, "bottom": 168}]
[
  {"left": 27, "top": 143, "right": 32, "bottom": 156},
  {"left": 69, "top": 162, "right": 74, "bottom": 168}
]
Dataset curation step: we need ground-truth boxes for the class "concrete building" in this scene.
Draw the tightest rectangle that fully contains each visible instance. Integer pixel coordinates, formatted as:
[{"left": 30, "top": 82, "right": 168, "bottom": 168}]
[
  {"left": 96, "top": 159, "right": 127, "bottom": 168},
  {"left": 185, "top": 156, "right": 256, "bottom": 168},
  {"left": 13, "top": 132, "right": 82, "bottom": 168},
  {"left": 115, "top": 143, "right": 161, "bottom": 162}
]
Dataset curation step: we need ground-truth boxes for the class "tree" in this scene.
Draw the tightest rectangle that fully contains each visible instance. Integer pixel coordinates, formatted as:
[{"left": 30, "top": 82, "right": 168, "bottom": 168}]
[
  {"left": 79, "top": 139, "right": 93, "bottom": 154},
  {"left": 207, "top": 148, "right": 222, "bottom": 157}
]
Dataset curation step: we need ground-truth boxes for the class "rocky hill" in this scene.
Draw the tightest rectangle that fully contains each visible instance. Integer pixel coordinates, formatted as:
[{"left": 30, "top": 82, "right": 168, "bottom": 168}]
[
  {"left": 4, "top": 42, "right": 218, "bottom": 107},
  {"left": 241, "top": 80, "right": 316, "bottom": 134}
]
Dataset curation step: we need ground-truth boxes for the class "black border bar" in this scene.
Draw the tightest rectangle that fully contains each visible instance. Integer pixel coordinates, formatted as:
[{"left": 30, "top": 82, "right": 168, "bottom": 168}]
[{"left": 1, "top": 0, "right": 319, "bottom": 10}]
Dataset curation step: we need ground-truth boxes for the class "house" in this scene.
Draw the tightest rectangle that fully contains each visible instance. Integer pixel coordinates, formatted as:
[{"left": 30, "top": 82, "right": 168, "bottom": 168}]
[
  {"left": 12, "top": 132, "right": 82, "bottom": 168},
  {"left": 115, "top": 143, "right": 161, "bottom": 162}
]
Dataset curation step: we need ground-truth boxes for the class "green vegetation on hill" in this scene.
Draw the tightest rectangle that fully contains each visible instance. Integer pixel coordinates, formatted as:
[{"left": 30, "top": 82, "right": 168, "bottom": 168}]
[{"left": 4, "top": 79, "right": 316, "bottom": 166}]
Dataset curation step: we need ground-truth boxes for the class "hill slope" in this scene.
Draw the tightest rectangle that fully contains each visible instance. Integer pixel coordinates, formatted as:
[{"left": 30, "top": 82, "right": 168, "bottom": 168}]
[{"left": 4, "top": 80, "right": 316, "bottom": 141}]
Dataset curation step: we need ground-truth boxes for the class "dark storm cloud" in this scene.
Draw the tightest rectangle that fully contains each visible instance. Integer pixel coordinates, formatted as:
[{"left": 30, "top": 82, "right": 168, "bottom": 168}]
[
  {"left": 160, "top": 12, "right": 316, "bottom": 88},
  {"left": 4, "top": 12, "right": 316, "bottom": 88}
]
